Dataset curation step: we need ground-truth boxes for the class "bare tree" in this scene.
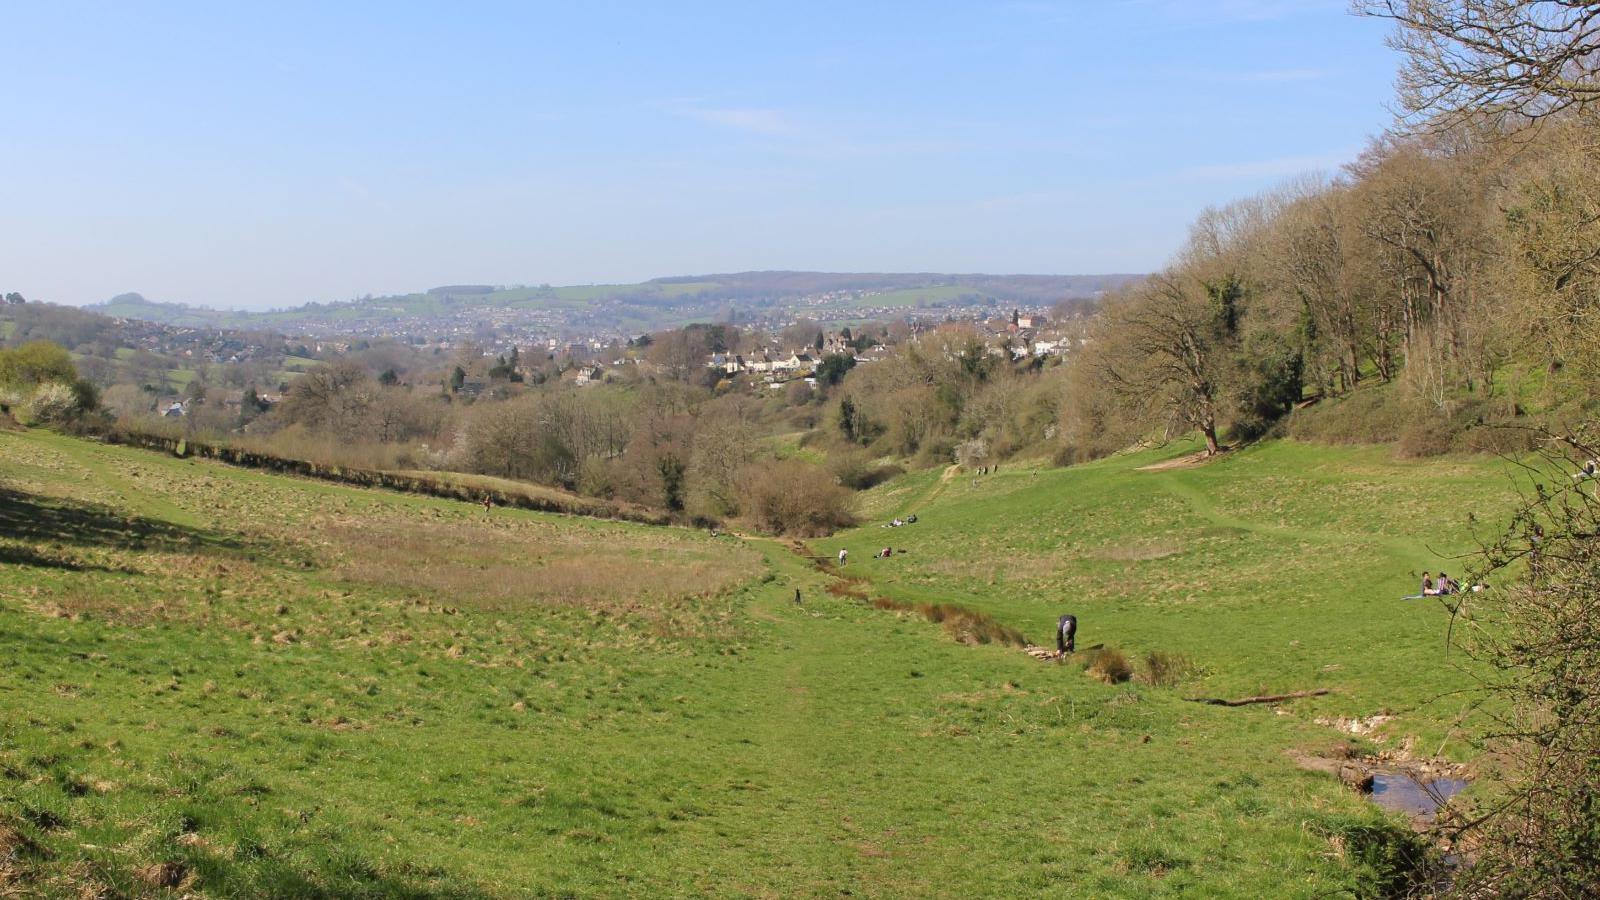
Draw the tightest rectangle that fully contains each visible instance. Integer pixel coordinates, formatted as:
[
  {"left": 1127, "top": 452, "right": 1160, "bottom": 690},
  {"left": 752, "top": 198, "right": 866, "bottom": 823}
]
[
  {"left": 1272, "top": 182, "right": 1378, "bottom": 391},
  {"left": 687, "top": 408, "right": 761, "bottom": 518},
  {"left": 1093, "top": 274, "right": 1227, "bottom": 455},
  {"left": 276, "top": 362, "right": 376, "bottom": 440},
  {"left": 1346, "top": 136, "right": 1502, "bottom": 396},
  {"left": 1500, "top": 120, "right": 1600, "bottom": 372},
  {"left": 1357, "top": 0, "right": 1600, "bottom": 130}
]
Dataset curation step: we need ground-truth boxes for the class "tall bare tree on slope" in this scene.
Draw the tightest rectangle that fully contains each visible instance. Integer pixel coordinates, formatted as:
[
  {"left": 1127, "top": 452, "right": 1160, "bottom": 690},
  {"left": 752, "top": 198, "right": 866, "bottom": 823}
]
[{"left": 1358, "top": 0, "right": 1600, "bottom": 130}]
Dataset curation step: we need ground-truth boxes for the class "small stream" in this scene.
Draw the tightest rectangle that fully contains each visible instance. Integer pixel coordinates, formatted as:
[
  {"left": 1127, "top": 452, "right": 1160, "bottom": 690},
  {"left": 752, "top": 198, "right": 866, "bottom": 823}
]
[{"left": 1368, "top": 772, "right": 1470, "bottom": 822}]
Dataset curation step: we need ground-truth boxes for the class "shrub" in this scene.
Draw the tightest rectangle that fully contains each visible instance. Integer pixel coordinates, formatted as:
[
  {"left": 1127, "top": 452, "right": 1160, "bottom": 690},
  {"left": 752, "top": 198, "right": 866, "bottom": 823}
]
[
  {"left": 1314, "top": 816, "right": 1440, "bottom": 898},
  {"left": 1448, "top": 433, "right": 1600, "bottom": 896},
  {"left": 829, "top": 449, "right": 904, "bottom": 490},
  {"left": 932, "top": 605, "right": 1028, "bottom": 647},
  {"left": 1395, "top": 420, "right": 1454, "bottom": 458},
  {"left": 913, "top": 435, "right": 957, "bottom": 469},
  {"left": 1084, "top": 647, "right": 1132, "bottom": 684},
  {"left": 738, "top": 459, "right": 857, "bottom": 537},
  {"left": 23, "top": 381, "right": 84, "bottom": 424},
  {"left": 1137, "top": 650, "right": 1199, "bottom": 687},
  {"left": 0, "top": 340, "right": 95, "bottom": 425},
  {"left": 1228, "top": 330, "right": 1303, "bottom": 441},
  {"left": 577, "top": 456, "right": 617, "bottom": 499},
  {"left": 824, "top": 581, "right": 868, "bottom": 600},
  {"left": 1456, "top": 422, "right": 1543, "bottom": 455},
  {"left": 867, "top": 596, "right": 1029, "bottom": 647},
  {"left": 0, "top": 340, "right": 76, "bottom": 389},
  {"left": 1289, "top": 382, "right": 1542, "bottom": 459},
  {"left": 1286, "top": 386, "right": 1412, "bottom": 445}
]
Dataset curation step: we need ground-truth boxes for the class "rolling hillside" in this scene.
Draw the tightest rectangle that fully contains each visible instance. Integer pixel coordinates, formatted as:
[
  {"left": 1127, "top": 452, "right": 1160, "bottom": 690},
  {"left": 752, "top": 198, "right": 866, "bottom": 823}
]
[{"left": 82, "top": 272, "right": 1142, "bottom": 334}]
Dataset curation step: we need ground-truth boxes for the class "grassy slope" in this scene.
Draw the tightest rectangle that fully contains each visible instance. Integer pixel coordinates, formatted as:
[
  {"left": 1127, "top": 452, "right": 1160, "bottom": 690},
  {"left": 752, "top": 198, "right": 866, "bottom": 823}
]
[
  {"left": 0, "top": 431, "right": 1467, "bottom": 897},
  {"left": 819, "top": 439, "right": 1515, "bottom": 754}
]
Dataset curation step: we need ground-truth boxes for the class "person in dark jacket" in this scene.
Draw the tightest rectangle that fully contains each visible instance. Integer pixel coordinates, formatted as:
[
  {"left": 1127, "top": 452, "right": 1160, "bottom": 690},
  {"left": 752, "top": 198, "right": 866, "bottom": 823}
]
[{"left": 1056, "top": 614, "right": 1077, "bottom": 655}]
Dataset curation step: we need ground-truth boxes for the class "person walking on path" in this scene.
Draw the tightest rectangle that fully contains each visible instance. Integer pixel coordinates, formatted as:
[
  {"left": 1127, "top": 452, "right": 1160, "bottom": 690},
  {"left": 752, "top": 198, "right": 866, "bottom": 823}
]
[{"left": 838, "top": 548, "right": 848, "bottom": 568}]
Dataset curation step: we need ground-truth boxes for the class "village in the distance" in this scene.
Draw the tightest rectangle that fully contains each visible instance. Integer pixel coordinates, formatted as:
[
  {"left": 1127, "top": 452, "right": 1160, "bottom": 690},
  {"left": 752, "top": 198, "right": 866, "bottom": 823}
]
[{"left": 0, "top": 273, "right": 1113, "bottom": 422}]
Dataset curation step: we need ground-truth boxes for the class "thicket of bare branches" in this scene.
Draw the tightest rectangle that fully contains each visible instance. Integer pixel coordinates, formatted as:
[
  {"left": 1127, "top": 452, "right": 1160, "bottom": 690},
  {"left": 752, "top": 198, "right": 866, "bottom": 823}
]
[
  {"left": 1445, "top": 429, "right": 1600, "bottom": 895},
  {"left": 1357, "top": 1, "right": 1600, "bottom": 131}
]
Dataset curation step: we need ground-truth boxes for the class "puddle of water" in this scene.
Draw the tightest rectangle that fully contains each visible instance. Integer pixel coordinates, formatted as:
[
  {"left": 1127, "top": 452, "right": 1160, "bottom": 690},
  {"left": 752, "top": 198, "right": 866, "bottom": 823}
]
[{"left": 1369, "top": 773, "right": 1469, "bottom": 820}]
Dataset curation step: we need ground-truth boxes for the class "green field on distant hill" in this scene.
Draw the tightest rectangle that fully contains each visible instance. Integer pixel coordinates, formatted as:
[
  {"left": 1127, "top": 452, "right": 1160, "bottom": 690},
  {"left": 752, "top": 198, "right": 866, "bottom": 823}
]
[
  {"left": 0, "top": 430, "right": 1515, "bottom": 896},
  {"left": 853, "top": 285, "right": 984, "bottom": 307},
  {"left": 78, "top": 273, "right": 1126, "bottom": 334}
]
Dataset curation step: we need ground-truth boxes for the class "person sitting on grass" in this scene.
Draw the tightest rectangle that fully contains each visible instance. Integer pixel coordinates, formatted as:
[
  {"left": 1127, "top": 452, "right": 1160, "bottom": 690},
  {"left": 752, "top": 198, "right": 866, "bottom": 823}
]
[
  {"left": 1420, "top": 572, "right": 1435, "bottom": 596},
  {"left": 1436, "top": 572, "right": 1458, "bottom": 596},
  {"left": 879, "top": 547, "right": 892, "bottom": 559}
]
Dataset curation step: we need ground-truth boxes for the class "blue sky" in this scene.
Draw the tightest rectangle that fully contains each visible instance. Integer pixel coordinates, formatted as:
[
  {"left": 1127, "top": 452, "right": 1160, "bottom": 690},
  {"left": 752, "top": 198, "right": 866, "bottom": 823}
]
[{"left": 0, "top": 1, "right": 1399, "bottom": 310}]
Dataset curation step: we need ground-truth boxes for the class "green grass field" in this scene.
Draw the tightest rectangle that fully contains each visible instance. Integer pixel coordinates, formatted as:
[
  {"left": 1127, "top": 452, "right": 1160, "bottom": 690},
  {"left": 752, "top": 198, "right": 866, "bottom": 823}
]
[
  {"left": 854, "top": 285, "right": 985, "bottom": 308},
  {"left": 820, "top": 440, "right": 1510, "bottom": 752},
  {"left": 0, "top": 430, "right": 1517, "bottom": 896}
]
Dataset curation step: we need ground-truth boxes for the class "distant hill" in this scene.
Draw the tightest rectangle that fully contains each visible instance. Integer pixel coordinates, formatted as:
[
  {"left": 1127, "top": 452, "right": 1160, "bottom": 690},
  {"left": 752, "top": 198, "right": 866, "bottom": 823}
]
[
  {"left": 649, "top": 271, "right": 1142, "bottom": 304},
  {"left": 83, "top": 271, "right": 1145, "bottom": 335},
  {"left": 86, "top": 293, "right": 240, "bottom": 329}
]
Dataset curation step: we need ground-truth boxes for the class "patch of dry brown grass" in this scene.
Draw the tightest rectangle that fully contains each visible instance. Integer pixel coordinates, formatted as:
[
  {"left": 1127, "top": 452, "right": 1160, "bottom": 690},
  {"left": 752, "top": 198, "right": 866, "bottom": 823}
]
[
  {"left": 869, "top": 595, "right": 1030, "bottom": 647},
  {"left": 1083, "top": 647, "right": 1133, "bottom": 684},
  {"left": 1136, "top": 650, "right": 1200, "bottom": 687},
  {"left": 323, "top": 519, "right": 757, "bottom": 616},
  {"left": 1094, "top": 541, "right": 1183, "bottom": 562},
  {"left": 1, "top": 432, "right": 766, "bottom": 654},
  {"left": 824, "top": 579, "right": 870, "bottom": 600}
]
